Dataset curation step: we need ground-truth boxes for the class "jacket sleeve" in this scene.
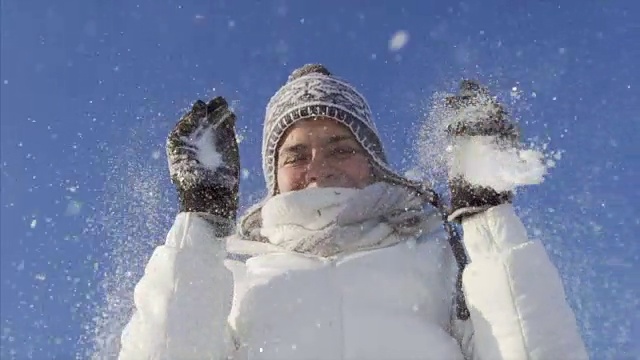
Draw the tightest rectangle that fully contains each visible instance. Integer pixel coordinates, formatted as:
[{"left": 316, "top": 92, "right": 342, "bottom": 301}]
[
  {"left": 451, "top": 204, "right": 588, "bottom": 360},
  {"left": 118, "top": 212, "right": 236, "bottom": 360}
]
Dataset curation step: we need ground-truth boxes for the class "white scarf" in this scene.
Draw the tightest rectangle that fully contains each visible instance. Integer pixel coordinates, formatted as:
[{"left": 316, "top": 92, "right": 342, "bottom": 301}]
[{"left": 242, "top": 183, "right": 442, "bottom": 257}]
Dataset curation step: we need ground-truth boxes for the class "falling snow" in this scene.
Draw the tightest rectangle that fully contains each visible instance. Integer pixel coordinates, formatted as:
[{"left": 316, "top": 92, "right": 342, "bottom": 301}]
[{"left": 65, "top": 200, "right": 83, "bottom": 216}]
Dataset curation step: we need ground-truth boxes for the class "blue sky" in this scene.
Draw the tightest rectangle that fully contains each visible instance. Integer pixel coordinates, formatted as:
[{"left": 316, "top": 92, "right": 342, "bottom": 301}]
[{"left": 1, "top": 1, "right": 638, "bottom": 358}]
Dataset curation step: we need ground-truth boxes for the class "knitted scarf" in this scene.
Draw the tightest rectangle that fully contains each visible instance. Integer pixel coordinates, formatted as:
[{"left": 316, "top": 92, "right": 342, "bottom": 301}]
[{"left": 239, "top": 183, "right": 442, "bottom": 257}]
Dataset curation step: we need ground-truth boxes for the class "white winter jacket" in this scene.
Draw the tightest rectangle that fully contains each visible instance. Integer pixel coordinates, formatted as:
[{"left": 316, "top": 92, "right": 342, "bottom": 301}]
[{"left": 118, "top": 187, "right": 587, "bottom": 360}]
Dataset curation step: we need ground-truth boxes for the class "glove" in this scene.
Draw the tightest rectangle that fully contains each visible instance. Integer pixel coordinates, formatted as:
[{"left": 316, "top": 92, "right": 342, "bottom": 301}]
[
  {"left": 445, "top": 80, "right": 519, "bottom": 222},
  {"left": 166, "top": 96, "right": 240, "bottom": 227}
]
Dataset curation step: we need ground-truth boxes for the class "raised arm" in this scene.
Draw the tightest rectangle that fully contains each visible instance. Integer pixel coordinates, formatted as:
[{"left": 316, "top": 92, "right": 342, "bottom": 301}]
[
  {"left": 119, "top": 96, "right": 241, "bottom": 359},
  {"left": 444, "top": 80, "right": 587, "bottom": 359}
]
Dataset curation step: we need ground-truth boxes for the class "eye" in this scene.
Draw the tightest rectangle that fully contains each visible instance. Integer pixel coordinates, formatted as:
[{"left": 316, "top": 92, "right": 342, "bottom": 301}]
[
  {"left": 330, "top": 146, "right": 358, "bottom": 159},
  {"left": 282, "top": 153, "right": 308, "bottom": 165}
]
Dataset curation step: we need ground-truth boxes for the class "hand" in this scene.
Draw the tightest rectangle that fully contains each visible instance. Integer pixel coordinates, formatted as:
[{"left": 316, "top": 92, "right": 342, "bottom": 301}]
[
  {"left": 445, "top": 80, "right": 518, "bottom": 222},
  {"left": 166, "top": 96, "right": 240, "bottom": 222},
  {"left": 445, "top": 80, "right": 519, "bottom": 142}
]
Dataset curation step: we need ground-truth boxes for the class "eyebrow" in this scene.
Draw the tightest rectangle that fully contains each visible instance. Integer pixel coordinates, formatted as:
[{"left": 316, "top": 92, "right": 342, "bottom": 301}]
[
  {"left": 279, "top": 143, "right": 308, "bottom": 154},
  {"left": 278, "top": 134, "right": 358, "bottom": 158},
  {"left": 325, "top": 134, "right": 354, "bottom": 145}
]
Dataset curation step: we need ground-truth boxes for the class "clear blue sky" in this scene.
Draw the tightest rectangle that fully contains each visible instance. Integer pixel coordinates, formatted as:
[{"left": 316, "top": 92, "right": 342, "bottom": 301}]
[{"left": 1, "top": 1, "right": 638, "bottom": 358}]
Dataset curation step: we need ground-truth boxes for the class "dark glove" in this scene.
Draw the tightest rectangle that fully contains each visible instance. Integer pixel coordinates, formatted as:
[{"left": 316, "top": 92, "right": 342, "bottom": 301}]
[
  {"left": 445, "top": 80, "right": 519, "bottom": 222},
  {"left": 166, "top": 96, "right": 240, "bottom": 225}
]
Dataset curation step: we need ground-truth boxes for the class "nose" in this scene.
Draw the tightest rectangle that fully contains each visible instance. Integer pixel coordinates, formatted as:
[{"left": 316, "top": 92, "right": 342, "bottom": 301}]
[{"left": 305, "top": 151, "right": 335, "bottom": 184}]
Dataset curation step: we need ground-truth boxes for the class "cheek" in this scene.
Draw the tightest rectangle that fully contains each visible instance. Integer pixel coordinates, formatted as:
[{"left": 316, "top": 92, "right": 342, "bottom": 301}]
[
  {"left": 340, "top": 158, "right": 373, "bottom": 183},
  {"left": 276, "top": 167, "right": 305, "bottom": 193}
]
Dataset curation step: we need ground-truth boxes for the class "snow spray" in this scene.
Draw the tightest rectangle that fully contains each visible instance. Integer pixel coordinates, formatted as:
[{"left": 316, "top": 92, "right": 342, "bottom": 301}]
[
  {"left": 79, "top": 119, "right": 175, "bottom": 359},
  {"left": 412, "top": 89, "right": 555, "bottom": 192}
]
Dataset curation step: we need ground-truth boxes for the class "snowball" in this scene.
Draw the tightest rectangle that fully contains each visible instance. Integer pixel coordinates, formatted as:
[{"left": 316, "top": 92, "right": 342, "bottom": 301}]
[
  {"left": 181, "top": 119, "right": 223, "bottom": 171},
  {"left": 389, "top": 30, "right": 409, "bottom": 51},
  {"left": 449, "top": 136, "right": 547, "bottom": 192}
]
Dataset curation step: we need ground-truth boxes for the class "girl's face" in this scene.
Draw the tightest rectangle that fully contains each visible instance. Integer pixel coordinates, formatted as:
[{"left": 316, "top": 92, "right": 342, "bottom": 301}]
[{"left": 276, "top": 117, "right": 374, "bottom": 193}]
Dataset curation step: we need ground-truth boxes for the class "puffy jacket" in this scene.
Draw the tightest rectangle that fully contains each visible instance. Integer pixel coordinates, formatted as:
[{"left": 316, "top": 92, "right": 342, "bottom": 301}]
[{"left": 118, "top": 187, "right": 587, "bottom": 360}]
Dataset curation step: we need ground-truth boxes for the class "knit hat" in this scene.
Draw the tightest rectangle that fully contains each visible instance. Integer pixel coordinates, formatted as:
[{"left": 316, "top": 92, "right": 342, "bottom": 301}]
[{"left": 261, "top": 63, "right": 425, "bottom": 196}]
